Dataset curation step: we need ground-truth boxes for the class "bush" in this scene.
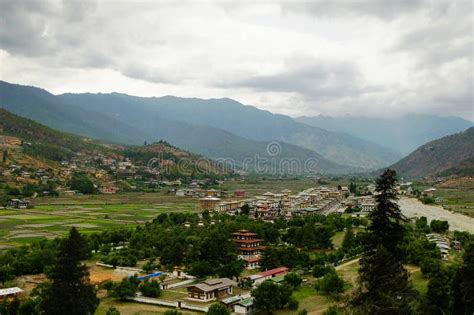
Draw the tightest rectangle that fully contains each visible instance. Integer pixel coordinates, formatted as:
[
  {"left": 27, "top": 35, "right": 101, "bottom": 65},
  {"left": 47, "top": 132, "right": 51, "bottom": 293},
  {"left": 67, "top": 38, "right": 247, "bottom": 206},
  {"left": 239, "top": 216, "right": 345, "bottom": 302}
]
[
  {"left": 422, "top": 197, "right": 435, "bottom": 204},
  {"left": 69, "top": 172, "right": 95, "bottom": 194},
  {"left": 139, "top": 279, "right": 161, "bottom": 298},
  {"left": 312, "top": 264, "right": 333, "bottom": 278},
  {"left": 284, "top": 272, "right": 302, "bottom": 288},
  {"left": 430, "top": 220, "right": 449, "bottom": 233},
  {"left": 288, "top": 296, "right": 299, "bottom": 310},
  {"left": 112, "top": 276, "right": 139, "bottom": 300},
  {"left": 323, "top": 305, "right": 340, "bottom": 315},
  {"left": 106, "top": 306, "right": 121, "bottom": 315},
  {"left": 420, "top": 258, "right": 441, "bottom": 277},
  {"left": 206, "top": 303, "right": 230, "bottom": 315},
  {"left": 316, "top": 271, "right": 344, "bottom": 295}
]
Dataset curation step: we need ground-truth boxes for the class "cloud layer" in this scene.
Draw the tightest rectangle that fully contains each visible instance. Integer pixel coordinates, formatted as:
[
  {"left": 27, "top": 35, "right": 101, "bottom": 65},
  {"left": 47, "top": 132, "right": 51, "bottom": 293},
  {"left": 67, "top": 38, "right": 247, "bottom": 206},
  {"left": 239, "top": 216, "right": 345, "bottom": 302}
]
[{"left": 0, "top": 0, "right": 472, "bottom": 120}]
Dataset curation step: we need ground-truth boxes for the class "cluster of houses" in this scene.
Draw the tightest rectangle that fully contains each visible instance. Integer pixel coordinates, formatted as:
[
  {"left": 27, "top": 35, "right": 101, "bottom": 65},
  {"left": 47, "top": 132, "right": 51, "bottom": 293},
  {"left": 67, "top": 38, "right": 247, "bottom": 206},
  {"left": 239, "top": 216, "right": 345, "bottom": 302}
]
[
  {"left": 1, "top": 165, "right": 53, "bottom": 185},
  {"left": 197, "top": 186, "right": 347, "bottom": 220},
  {"left": 342, "top": 195, "right": 377, "bottom": 214}
]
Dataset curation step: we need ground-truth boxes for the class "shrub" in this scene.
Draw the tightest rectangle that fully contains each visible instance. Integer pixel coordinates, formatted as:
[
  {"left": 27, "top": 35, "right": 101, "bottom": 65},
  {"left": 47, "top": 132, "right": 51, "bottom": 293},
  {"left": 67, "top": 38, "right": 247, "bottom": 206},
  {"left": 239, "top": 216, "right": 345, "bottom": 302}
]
[
  {"left": 139, "top": 279, "right": 161, "bottom": 298},
  {"left": 284, "top": 272, "right": 302, "bottom": 288},
  {"left": 206, "top": 303, "right": 230, "bottom": 315},
  {"left": 316, "top": 271, "right": 344, "bottom": 295},
  {"left": 312, "top": 264, "right": 333, "bottom": 278},
  {"left": 288, "top": 296, "right": 299, "bottom": 310},
  {"left": 106, "top": 306, "right": 121, "bottom": 315}
]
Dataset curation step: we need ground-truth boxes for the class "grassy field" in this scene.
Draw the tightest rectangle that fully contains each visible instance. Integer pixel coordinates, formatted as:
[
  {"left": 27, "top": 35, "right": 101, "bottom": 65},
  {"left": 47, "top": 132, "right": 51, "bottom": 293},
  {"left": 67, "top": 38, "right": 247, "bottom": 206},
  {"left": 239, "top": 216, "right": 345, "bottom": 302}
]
[
  {"left": 0, "top": 193, "right": 199, "bottom": 247},
  {"left": 275, "top": 285, "right": 332, "bottom": 315}
]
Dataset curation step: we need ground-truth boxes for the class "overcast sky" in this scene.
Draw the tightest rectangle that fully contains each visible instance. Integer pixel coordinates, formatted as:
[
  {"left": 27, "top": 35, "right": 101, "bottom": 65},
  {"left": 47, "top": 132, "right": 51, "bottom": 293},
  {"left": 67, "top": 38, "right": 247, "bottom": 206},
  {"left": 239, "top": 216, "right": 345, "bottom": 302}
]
[{"left": 0, "top": 0, "right": 473, "bottom": 120}]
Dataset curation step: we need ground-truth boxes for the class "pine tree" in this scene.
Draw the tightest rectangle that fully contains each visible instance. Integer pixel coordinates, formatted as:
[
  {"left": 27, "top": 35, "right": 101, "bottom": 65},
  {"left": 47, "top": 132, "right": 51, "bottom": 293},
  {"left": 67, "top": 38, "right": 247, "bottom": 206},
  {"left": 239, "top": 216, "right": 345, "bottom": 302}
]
[
  {"left": 451, "top": 243, "right": 474, "bottom": 314},
  {"left": 40, "top": 227, "right": 99, "bottom": 315},
  {"left": 351, "top": 169, "right": 415, "bottom": 314},
  {"left": 367, "top": 169, "right": 405, "bottom": 258},
  {"left": 342, "top": 226, "right": 355, "bottom": 252},
  {"left": 424, "top": 267, "right": 451, "bottom": 314}
]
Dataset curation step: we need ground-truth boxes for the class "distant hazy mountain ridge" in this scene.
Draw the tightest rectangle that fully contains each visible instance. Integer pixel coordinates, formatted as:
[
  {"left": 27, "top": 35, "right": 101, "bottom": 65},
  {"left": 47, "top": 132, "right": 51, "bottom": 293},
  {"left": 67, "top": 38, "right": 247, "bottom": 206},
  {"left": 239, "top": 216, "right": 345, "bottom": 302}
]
[
  {"left": 388, "top": 127, "right": 474, "bottom": 178},
  {"left": 57, "top": 91, "right": 400, "bottom": 168},
  {"left": 296, "top": 115, "right": 473, "bottom": 155}
]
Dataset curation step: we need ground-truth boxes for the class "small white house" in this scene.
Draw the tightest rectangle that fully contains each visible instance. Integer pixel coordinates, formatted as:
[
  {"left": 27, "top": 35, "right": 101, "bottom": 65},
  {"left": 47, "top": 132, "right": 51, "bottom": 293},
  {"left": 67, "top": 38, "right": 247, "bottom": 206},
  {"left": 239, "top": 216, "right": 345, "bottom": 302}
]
[{"left": 234, "top": 297, "right": 255, "bottom": 314}]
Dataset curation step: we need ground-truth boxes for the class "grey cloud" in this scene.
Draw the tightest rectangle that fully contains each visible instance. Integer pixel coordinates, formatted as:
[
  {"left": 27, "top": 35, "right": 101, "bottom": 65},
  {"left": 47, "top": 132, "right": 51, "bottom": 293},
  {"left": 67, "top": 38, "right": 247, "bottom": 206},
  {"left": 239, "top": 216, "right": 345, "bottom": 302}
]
[
  {"left": 394, "top": 2, "right": 473, "bottom": 67},
  {"left": 281, "top": 0, "right": 425, "bottom": 20},
  {"left": 0, "top": 0, "right": 98, "bottom": 57},
  {"left": 230, "top": 59, "right": 378, "bottom": 101},
  {"left": 122, "top": 64, "right": 177, "bottom": 85},
  {"left": 0, "top": 1, "right": 56, "bottom": 56}
]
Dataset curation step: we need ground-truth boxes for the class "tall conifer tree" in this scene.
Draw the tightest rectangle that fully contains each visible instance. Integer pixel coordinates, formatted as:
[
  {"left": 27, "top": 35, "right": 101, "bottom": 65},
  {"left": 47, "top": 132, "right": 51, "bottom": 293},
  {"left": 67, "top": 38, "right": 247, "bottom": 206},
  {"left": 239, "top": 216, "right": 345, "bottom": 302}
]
[
  {"left": 40, "top": 227, "right": 99, "bottom": 315},
  {"left": 351, "top": 169, "right": 415, "bottom": 314}
]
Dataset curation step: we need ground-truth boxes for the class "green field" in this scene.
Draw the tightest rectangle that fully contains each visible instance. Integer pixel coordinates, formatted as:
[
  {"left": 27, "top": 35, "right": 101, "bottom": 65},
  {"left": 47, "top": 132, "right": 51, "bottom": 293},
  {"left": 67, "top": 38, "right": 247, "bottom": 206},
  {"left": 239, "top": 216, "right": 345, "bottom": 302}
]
[{"left": 0, "top": 193, "right": 199, "bottom": 247}]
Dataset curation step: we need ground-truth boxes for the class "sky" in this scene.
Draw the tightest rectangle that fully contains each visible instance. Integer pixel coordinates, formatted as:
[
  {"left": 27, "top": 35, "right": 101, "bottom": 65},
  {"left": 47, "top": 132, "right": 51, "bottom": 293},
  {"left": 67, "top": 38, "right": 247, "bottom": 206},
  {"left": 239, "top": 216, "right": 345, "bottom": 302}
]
[{"left": 0, "top": 0, "right": 473, "bottom": 120}]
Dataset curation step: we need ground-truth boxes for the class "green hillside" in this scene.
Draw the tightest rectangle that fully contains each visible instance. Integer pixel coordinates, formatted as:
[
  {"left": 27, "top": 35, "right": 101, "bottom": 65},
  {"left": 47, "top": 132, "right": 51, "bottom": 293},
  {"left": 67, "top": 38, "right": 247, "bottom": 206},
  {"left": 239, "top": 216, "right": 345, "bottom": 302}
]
[
  {"left": 388, "top": 127, "right": 474, "bottom": 178},
  {"left": 0, "top": 109, "right": 225, "bottom": 176}
]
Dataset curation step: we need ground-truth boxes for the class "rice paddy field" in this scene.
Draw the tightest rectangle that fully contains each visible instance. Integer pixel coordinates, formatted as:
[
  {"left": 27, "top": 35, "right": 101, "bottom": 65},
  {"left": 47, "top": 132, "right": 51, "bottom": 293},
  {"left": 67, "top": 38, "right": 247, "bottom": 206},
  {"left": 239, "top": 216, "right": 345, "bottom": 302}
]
[{"left": 0, "top": 193, "right": 199, "bottom": 248}]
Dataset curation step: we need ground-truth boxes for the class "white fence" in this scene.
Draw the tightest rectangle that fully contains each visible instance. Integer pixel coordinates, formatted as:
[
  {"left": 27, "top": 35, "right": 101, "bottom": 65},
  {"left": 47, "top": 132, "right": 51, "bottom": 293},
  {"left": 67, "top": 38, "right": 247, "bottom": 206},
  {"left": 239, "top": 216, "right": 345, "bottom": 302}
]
[
  {"left": 128, "top": 296, "right": 209, "bottom": 312},
  {"left": 165, "top": 278, "right": 196, "bottom": 289}
]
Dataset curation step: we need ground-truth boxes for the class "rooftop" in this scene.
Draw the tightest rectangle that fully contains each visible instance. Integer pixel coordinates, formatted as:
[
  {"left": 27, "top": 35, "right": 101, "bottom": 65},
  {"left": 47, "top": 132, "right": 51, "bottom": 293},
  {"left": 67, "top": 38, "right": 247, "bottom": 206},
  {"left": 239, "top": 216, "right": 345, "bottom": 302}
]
[
  {"left": 236, "top": 297, "right": 254, "bottom": 307},
  {"left": 0, "top": 287, "right": 23, "bottom": 297},
  {"left": 188, "top": 278, "right": 236, "bottom": 293},
  {"left": 258, "top": 267, "right": 288, "bottom": 277}
]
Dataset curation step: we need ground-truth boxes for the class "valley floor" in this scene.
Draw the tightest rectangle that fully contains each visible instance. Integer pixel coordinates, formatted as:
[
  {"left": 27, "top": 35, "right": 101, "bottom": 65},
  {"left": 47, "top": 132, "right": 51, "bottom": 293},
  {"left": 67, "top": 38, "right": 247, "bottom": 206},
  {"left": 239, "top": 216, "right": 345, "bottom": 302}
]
[{"left": 399, "top": 197, "right": 474, "bottom": 233}]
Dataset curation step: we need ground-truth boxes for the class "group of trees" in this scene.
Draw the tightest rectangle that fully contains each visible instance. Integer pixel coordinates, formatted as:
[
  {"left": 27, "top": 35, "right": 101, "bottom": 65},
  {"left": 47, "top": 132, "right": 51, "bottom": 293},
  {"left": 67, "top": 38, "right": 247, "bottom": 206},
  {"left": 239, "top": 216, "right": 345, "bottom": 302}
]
[
  {"left": 104, "top": 276, "right": 162, "bottom": 300},
  {"left": 69, "top": 171, "right": 95, "bottom": 194},
  {"left": 251, "top": 275, "right": 301, "bottom": 314},
  {"left": 94, "top": 211, "right": 366, "bottom": 279}
]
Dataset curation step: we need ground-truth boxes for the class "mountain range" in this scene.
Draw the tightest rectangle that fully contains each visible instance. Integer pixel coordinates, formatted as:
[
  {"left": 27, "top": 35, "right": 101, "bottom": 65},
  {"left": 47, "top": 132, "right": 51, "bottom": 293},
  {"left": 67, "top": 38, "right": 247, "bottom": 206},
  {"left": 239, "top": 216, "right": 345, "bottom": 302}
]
[
  {"left": 1, "top": 80, "right": 472, "bottom": 175},
  {"left": 388, "top": 127, "right": 474, "bottom": 178},
  {"left": 1, "top": 81, "right": 399, "bottom": 171},
  {"left": 296, "top": 115, "right": 473, "bottom": 156}
]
